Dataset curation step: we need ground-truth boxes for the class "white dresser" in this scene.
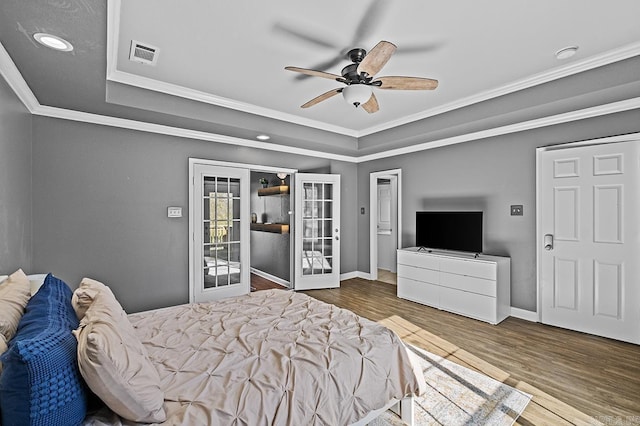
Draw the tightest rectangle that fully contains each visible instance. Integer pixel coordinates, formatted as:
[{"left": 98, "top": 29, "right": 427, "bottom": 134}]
[{"left": 397, "top": 247, "right": 511, "bottom": 324}]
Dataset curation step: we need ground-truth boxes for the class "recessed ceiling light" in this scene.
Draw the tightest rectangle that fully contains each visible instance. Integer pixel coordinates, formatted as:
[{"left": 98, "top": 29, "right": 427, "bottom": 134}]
[
  {"left": 256, "top": 134, "right": 270, "bottom": 141},
  {"left": 34, "top": 33, "right": 73, "bottom": 52},
  {"left": 555, "top": 46, "right": 578, "bottom": 60}
]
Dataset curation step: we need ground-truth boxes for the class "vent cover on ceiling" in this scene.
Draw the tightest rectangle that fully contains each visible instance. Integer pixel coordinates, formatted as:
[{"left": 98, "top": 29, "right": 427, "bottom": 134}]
[{"left": 129, "top": 40, "right": 159, "bottom": 65}]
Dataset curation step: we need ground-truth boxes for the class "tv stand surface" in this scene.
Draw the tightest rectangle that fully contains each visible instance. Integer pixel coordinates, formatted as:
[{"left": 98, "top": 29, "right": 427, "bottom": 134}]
[{"left": 396, "top": 247, "right": 511, "bottom": 324}]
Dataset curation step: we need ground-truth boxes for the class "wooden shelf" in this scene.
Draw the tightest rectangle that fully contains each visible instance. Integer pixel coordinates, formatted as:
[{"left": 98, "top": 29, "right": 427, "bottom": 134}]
[
  {"left": 250, "top": 223, "right": 290, "bottom": 234},
  {"left": 258, "top": 185, "right": 289, "bottom": 196}
]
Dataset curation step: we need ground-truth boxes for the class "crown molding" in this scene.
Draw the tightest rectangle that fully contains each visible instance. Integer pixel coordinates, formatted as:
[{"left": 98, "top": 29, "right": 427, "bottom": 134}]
[
  {"left": 0, "top": 43, "right": 39, "bottom": 113},
  {"left": 359, "top": 40, "right": 640, "bottom": 137},
  {"left": 2, "top": 39, "right": 639, "bottom": 165},
  {"left": 106, "top": 0, "right": 640, "bottom": 138},
  {"left": 105, "top": 0, "right": 358, "bottom": 138},
  {"left": 30, "top": 104, "right": 358, "bottom": 162},
  {"left": 354, "top": 97, "right": 640, "bottom": 163},
  {"left": 106, "top": 69, "right": 361, "bottom": 138}
]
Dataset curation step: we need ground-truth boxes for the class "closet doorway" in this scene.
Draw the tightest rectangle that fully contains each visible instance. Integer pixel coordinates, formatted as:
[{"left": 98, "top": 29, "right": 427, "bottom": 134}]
[{"left": 369, "top": 169, "right": 402, "bottom": 283}]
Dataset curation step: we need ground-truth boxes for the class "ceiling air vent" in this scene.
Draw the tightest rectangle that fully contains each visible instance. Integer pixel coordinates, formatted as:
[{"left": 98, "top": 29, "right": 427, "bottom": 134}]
[{"left": 129, "top": 40, "right": 159, "bottom": 65}]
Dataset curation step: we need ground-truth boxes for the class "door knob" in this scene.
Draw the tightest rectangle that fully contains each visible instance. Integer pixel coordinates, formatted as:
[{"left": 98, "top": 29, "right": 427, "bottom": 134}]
[{"left": 544, "top": 234, "right": 553, "bottom": 251}]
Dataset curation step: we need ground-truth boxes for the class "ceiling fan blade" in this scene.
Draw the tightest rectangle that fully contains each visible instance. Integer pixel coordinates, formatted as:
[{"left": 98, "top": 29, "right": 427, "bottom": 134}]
[
  {"left": 361, "top": 93, "right": 379, "bottom": 113},
  {"left": 273, "top": 23, "right": 340, "bottom": 49},
  {"left": 285, "top": 67, "right": 343, "bottom": 81},
  {"left": 352, "top": 0, "right": 389, "bottom": 45},
  {"left": 395, "top": 42, "right": 442, "bottom": 55},
  {"left": 357, "top": 41, "right": 397, "bottom": 77},
  {"left": 301, "top": 88, "right": 342, "bottom": 108},
  {"left": 375, "top": 76, "right": 438, "bottom": 90}
]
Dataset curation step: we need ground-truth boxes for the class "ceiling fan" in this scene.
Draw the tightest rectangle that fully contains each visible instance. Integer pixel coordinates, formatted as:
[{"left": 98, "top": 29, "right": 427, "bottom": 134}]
[{"left": 285, "top": 41, "right": 438, "bottom": 113}]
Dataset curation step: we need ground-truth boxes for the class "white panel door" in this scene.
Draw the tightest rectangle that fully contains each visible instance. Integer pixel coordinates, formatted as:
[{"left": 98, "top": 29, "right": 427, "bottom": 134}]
[
  {"left": 190, "top": 163, "right": 250, "bottom": 302},
  {"left": 540, "top": 141, "right": 639, "bottom": 344},
  {"left": 294, "top": 173, "right": 340, "bottom": 290}
]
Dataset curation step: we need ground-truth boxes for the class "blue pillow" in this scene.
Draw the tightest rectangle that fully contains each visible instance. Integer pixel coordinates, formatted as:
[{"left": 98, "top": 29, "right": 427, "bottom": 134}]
[{"left": 0, "top": 274, "right": 87, "bottom": 426}]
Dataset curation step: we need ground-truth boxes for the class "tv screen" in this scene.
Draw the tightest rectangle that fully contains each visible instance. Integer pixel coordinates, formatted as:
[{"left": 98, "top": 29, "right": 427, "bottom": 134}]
[{"left": 416, "top": 211, "right": 483, "bottom": 253}]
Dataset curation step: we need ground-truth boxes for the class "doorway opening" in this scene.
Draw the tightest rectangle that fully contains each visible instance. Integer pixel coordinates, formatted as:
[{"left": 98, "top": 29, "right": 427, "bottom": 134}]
[
  {"left": 369, "top": 169, "right": 402, "bottom": 283},
  {"left": 249, "top": 170, "right": 293, "bottom": 290}
]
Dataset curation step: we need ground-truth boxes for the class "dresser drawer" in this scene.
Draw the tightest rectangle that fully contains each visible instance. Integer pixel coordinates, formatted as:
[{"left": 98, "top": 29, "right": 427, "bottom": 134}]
[
  {"left": 397, "top": 250, "right": 439, "bottom": 270},
  {"left": 397, "top": 277, "right": 439, "bottom": 308},
  {"left": 440, "top": 271, "right": 496, "bottom": 297},
  {"left": 440, "top": 287, "right": 497, "bottom": 324},
  {"left": 398, "top": 264, "right": 438, "bottom": 284},
  {"left": 439, "top": 257, "right": 496, "bottom": 280}
]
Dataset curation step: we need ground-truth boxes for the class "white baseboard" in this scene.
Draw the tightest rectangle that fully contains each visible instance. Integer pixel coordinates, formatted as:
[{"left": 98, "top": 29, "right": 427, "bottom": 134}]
[
  {"left": 510, "top": 307, "right": 539, "bottom": 322},
  {"left": 250, "top": 268, "right": 290, "bottom": 288},
  {"left": 340, "top": 271, "right": 371, "bottom": 280}
]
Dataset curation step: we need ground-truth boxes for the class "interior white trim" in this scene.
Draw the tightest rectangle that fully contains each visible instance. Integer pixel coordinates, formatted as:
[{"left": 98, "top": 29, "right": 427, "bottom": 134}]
[
  {"left": 107, "top": 69, "right": 361, "bottom": 138},
  {"left": 2, "top": 38, "right": 640, "bottom": 164},
  {"left": 30, "top": 103, "right": 356, "bottom": 162},
  {"left": 250, "top": 267, "right": 290, "bottom": 288},
  {"left": 105, "top": 0, "right": 640, "bottom": 137},
  {"left": 355, "top": 97, "right": 640, "bottom": 163},
  {"left": 360, "top": 40, "right": 640, "bottom": 137},
  {"left": 510, "top": 307, "right": 539, "bottom": 322},
  {"left": 105, "top": 0, "right": 357, "bottom": 138},
  {"left": 0, "top": 43, "right": 39, "bottom": 112},
  {"left": 339, "top": 271, "right": 361, "bottom": 281}
]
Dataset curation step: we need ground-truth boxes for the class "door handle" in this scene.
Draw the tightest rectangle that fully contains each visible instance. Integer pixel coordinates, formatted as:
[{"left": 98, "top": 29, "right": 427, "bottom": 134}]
[{"left": 544, "top": 234, "right": 553, "bottom": 251}]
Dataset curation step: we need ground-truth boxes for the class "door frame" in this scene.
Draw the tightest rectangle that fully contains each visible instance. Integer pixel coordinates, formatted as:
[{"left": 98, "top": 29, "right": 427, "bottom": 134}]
[
  {"left": 535, "top": 132, "right": 640, "bottom": 321},
  {"left": 188, "top": 158, "right": 296, "bottom": 302},
  {"left": 369, "top": 169, "right": 402, "bottom": 281}
]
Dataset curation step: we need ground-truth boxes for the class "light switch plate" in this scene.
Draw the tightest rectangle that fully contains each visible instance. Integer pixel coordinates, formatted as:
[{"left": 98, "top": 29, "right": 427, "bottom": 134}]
[
  {"left": 168, "top": 206, "right": 182, "bottom": 218},
  {"left": 510, "top": 205, "right": 523, "bottom": 216}
]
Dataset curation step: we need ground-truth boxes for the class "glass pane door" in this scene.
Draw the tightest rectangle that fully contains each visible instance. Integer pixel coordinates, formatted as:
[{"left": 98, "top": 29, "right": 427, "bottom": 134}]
[
  {"left": 191, "top": 163, "right": 249, "bottom": 302},
  {"left": 203, "top": 176, "right": 241, "bottom": 288},
  {"left": 294, "top": 173, "right": 340, "bottom": 290}
]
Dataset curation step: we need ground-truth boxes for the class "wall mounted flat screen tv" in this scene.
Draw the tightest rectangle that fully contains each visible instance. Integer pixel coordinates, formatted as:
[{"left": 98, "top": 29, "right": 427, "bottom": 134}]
[{"left": 416, "top": 211, "right": 483, "bottom": 253}]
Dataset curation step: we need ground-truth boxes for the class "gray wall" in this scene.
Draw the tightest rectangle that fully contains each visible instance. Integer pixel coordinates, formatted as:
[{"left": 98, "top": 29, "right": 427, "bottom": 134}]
[
  {"left": 0, "top": 75, "right": 32, "bottom": 274},
  {"left": 31, "top": 117, "right": 357, "bottom": 312},
  {"left": 357, "top": 110, "right": 640, "bottom": 311}
]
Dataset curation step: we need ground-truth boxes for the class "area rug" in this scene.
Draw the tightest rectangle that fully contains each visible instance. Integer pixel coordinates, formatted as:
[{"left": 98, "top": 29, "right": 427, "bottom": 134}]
[{"left": 370, "top": 344, "right": 532, "bottom": 426}]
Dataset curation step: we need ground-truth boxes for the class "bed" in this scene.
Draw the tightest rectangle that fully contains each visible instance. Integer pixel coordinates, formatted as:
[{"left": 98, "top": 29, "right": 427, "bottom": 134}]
[{"left": 0, "top": 271, "right": 425, "bottom": 426}]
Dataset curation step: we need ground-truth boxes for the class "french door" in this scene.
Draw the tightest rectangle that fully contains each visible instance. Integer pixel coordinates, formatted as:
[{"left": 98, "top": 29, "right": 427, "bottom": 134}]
[
  {"left": 294, "top": 173, "right": 341, "bottom": 290},
  {"left": 539, "top": 140, "right": 639, "bottom": 344},
  {"left": 190, "top": 162, "right": 250, "bottom": 302}
]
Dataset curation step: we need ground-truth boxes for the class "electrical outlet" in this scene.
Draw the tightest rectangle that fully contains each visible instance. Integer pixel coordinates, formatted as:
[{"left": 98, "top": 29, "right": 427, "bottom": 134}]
[{"left": 510, "top": 205, "right": 523, "bottom": 216}]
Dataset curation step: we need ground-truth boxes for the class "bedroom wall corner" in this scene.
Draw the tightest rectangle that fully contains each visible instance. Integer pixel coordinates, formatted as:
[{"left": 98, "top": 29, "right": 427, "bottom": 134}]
[
  {"left": 0, "top": 73, "right": 32, "bottom": 273},
  {"left": 29, "top": 117, "right": 357, "bottom": 312},
  {"left": 356, "top": 110, "right": 640, "bottom": 312}
]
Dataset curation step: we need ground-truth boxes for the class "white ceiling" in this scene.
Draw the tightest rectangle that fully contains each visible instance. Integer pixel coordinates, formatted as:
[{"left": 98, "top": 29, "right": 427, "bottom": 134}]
[{"left": 111, "top": 0, "right": 640, "bottom": 136}]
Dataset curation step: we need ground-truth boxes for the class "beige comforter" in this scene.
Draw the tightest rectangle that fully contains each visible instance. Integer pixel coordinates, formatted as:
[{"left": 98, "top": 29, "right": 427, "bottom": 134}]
[{"left": 86, "top": 289, "right": 424, "bottom": 425}]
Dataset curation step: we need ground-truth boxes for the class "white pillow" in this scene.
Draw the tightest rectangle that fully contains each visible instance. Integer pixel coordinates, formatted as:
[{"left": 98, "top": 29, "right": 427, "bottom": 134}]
[
  {"left": 27, "top": 274, "right": 48, "bottom": 296},
  {"left": 0, "top": 275, "right": 8, "bottom": 284},
  {"left": 73, "top": 286, "right": 166, "bottom": 423}
]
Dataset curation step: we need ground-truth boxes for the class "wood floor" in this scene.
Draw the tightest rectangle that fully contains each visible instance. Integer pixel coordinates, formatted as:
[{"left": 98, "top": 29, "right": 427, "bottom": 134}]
[
  {"left": 250, "top": 273, "right": 288, "bottom": 291},
  {"left": 299, "top": 278, "right": 640, "bottom": 425}
]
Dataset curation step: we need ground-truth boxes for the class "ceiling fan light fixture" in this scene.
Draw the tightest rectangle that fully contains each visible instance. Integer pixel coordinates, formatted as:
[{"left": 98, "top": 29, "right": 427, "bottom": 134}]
[{"left": 342, "top": 84, "right": 372, "bottom": 107}]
